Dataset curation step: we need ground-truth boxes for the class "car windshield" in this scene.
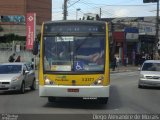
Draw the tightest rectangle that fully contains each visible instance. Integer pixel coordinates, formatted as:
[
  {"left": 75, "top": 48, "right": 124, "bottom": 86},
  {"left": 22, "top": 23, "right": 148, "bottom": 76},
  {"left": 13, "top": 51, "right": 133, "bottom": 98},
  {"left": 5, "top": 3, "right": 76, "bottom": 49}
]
[
  {"left": 142, "top": 63, "right": 160, "bottom": 71},
  {"left": 0, "top": 65, "right": 22, "bottom": 74},
  {"left": 43, "top": 36, "right": 105, "bottom": 72}
]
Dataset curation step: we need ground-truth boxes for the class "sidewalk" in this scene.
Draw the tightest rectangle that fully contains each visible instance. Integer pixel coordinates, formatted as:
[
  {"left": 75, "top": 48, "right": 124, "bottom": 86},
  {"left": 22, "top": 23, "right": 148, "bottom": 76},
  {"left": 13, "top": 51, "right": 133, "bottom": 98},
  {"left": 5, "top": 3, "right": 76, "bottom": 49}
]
[{"left": 110, "top": 65, "right": 139, "bottom": 74}]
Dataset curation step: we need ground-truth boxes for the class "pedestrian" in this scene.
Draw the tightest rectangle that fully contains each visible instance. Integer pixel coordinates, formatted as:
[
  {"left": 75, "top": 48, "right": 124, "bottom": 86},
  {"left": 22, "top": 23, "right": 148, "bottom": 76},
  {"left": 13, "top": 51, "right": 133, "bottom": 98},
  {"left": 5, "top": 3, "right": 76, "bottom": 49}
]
[
  {"left": 135, "top": 53, "right": 140, "bottom": 66},
  {"left": 116, "top": 55, "right": 120, "bottom": 67},
  {"left": 124, "top": 56, "right": 128, "bottom": 66},
  {"left": 146, "top": 53, "right": 151, "bottom": 60},
  {"left": 141, "top": 52, "right": 146, "bottom": 65},
  {"left": 153, "top": 52, "right": 160, "bottom": 60},
  {"left": 112, "top": 55, "right": 117, "bottom": 71},
  {"left": 139, "top": 53, "right": 142, "bottom": 65},
  {"left": 15, "top": 55, "right": 21, "bottom": 62},
  {"left": 8, "top": 53, "right": 16, "bottom": 62},
  {"left": 31, "top": 58, "right": 34, "bottom": 69},
  {"left": 132, "top": 51, "right": 135, "bottom": 65}
]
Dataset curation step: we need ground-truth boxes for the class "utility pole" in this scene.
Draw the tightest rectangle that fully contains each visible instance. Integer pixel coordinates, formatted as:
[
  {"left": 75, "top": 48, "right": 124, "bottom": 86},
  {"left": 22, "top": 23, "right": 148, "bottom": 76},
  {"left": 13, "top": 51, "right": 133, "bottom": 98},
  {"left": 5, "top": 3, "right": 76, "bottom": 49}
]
[
  {"left": 155, "top": 0, "right": 159, "bottom": 53},
  {"left": 100, "top": 8, "right": 102, "bottom": 19},
  {"left": 63, "top": 0, "right": 68, "bottom": 20},
  {"left": 143, "top": 0, "right": 160, "bottom": 58},
  {"left": 110, "top": 22, "right": 116, "bottom": 62}
]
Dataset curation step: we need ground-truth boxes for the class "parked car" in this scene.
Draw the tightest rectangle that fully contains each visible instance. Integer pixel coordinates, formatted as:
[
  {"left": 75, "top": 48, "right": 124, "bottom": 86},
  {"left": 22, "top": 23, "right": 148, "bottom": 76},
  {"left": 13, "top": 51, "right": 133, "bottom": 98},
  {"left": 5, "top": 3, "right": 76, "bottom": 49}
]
[
  {"left": 138, "top": 60, "right": 160, "bottom": 88},
  {"left": 0, "top": 62, "right": 36, "bottom": 93}
]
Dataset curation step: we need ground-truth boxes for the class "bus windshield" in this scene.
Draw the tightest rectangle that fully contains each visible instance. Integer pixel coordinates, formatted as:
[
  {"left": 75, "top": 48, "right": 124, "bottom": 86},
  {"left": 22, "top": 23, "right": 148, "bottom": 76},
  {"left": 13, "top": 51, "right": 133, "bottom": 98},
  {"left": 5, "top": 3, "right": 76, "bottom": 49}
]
[{"left": 43, "top": 36, "right": 105, "bottom": 72}]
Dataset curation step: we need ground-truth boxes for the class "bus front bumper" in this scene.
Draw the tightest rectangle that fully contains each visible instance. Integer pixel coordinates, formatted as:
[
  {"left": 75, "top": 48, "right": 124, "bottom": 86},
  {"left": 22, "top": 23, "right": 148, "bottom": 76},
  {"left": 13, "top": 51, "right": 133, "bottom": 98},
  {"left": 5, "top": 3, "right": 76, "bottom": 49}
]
[{"left": 39, "top": 85, "right": 110, "bottom": 98}]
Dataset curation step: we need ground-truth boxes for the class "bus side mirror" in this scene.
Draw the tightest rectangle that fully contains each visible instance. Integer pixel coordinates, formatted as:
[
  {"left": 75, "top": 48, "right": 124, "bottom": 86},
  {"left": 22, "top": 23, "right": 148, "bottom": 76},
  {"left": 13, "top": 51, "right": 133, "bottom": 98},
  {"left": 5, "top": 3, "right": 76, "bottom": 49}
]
[{"left": 32, "top": 40, "right": 38, "bottom": 55}]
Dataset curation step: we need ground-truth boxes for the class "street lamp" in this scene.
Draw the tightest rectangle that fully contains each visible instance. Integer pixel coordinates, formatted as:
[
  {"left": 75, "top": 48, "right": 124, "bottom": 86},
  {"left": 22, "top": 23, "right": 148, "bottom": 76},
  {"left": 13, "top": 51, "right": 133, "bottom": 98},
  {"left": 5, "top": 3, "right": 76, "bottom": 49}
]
[
  {"left": 76, "top": 8, "right": 81, "bottom": 20},
  {"left": 155, "top": 0, "right": 159, "bottom": 54}
]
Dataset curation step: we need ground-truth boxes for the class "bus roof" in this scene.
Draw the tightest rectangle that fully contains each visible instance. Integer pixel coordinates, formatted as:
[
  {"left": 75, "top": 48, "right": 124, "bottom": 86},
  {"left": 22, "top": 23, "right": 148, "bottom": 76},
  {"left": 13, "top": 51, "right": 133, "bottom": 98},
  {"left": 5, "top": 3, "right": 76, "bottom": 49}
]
[{"left": 43, "top": 20, "right": 106, "bottom": 25}]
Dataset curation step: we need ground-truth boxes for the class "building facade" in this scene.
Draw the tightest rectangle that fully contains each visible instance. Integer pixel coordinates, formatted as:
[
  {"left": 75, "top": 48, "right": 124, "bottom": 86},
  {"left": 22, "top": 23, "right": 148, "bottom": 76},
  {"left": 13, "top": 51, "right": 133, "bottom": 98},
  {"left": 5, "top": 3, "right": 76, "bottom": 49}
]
[
  {"left": 0, "top": 0, "right": 52, "bottom": 63},
  {"left": 0, "top": 0, "right": 52, "bottom": 25},
  {"left": 101, "top": 17, "right": 160, "bottom": 65}
]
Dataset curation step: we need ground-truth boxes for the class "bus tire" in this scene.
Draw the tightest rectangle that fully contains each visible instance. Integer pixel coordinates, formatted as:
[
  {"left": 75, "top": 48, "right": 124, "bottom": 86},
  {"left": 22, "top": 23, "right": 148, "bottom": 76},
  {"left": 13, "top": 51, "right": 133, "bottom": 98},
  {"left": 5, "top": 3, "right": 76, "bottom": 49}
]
[
  {"left": 98, "top": 97, "right": 108, "bottom": 104},
  {"left": 48, "top": 97, "right": 56, "bottom": 102}
]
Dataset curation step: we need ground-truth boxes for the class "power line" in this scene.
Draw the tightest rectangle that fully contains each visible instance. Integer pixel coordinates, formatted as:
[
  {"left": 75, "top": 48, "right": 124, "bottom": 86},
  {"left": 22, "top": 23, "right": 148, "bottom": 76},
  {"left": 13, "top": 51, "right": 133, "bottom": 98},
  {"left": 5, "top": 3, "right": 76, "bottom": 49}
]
[
  {"left": 67, "top": 5, "right": 85, "bottom": 20},
  {"left": 79, "top": 1, "right": 156, "bottom": 7},
  {"left": 70, "top": 2, "right": 116, "bottom": 18},
  {"left": 68, "top": 0, "right": 81, "bottom": 8},
  {"left": 80, "top": 2, "right": 156, "bottom": 7},
  {"left": 53, "top": 0, "right": 157, "bottom": 20}
]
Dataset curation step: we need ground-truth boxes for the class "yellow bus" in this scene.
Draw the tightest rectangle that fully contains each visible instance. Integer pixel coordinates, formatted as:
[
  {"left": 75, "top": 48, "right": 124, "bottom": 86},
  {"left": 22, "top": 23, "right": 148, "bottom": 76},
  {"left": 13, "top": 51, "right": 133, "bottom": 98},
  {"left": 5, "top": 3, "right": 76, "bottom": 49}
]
[{"left": 34, "top": 20, "right": 110, "bottom": 104}]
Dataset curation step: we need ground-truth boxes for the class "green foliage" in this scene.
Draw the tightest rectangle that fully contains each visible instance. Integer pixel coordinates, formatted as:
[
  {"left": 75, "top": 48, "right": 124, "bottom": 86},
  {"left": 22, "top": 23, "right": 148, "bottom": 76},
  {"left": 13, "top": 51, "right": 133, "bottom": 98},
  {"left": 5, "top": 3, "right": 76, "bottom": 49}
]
[{"left": 87, "top": 16, "right": 94, "bottom": 20}]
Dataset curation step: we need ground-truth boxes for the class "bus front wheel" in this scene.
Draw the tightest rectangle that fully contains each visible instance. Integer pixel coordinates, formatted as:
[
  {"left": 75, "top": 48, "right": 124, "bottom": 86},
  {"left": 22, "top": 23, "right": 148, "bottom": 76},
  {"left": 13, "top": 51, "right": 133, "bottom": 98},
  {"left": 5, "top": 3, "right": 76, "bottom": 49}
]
[
  {"left": 98, "top": 97, "right": 108, "bottom": 104},
  {"left": 48, "top": 97, "right": 56, "bottom": 102}
]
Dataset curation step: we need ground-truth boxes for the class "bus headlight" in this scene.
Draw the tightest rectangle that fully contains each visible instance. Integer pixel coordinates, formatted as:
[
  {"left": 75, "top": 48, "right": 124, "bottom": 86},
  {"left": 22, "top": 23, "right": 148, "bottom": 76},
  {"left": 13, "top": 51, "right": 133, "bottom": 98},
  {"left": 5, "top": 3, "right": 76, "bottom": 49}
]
[
  {"left": 44, "top": 76, "right": 54, "bottom": 85},
  {"left": 91, "top": 76, "right": 104, "bottom": 86}
]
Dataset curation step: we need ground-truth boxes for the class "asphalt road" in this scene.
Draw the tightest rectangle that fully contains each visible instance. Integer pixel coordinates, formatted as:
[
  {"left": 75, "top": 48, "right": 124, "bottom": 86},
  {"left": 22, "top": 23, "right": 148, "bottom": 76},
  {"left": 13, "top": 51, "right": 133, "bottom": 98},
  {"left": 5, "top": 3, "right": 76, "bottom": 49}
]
[{"left": 0, "top": 71, "right": 160, "bottom": 120}]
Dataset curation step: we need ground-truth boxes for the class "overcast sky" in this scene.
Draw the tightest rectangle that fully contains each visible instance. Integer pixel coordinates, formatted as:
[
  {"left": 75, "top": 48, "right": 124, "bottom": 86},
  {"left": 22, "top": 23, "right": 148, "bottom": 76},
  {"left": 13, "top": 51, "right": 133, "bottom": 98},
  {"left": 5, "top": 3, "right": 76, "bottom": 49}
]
[{"left": 52, "top": 0, "right": 158, "bottom": 20}]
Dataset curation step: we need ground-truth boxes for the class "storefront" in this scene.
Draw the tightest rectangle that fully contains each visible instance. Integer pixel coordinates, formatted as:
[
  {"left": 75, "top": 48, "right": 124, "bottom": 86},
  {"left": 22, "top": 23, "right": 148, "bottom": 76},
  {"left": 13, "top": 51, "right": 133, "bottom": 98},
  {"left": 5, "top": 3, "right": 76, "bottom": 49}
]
[
  {"left": 112, "top": 32, "right": 125, "bottom": 65},
  {"left": 125, "top": 27, "right": 139, "bottom": 65},
  {"left": 139, "top": 35, "right": 155, "bottom": 55}
]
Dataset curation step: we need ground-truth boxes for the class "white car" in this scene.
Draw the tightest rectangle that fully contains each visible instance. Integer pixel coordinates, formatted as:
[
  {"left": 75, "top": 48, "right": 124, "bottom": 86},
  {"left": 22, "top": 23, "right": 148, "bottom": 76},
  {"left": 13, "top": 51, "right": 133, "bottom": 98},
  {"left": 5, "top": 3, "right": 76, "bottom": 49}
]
[
  {"left": 138, "top": 60, "right": 160, "bottom": 88},
  {"left": 0, "top": 62, "right": 36, "bottom": 93}
]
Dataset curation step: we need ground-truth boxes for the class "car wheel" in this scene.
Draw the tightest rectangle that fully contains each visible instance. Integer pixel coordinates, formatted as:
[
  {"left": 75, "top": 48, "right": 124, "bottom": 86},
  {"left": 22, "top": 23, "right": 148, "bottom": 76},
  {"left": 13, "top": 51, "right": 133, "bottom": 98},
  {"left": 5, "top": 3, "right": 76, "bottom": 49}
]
[
  {"left": 48, "top": 97, "right": 56, "bottom": 102},
  {"left": 138, "top": 84, "right": 143, "bottom": 88},
  {"left": 30, "top": 79, "right": 36, "bottom": 90},
  {"left": 20, "top": 82, "right": 25, "bottom": 94}
]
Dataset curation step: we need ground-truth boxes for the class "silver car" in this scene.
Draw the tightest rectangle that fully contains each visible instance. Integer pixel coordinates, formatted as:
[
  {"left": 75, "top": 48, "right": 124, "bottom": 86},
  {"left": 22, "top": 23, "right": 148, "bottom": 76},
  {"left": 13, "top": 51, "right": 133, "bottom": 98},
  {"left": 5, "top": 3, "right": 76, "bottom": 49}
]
[
  {"left": 138, "top": 60, "right": 160, "bottom": 88},
  {"left": 0, "top": 62, "right": 36, "bottom": 93}
]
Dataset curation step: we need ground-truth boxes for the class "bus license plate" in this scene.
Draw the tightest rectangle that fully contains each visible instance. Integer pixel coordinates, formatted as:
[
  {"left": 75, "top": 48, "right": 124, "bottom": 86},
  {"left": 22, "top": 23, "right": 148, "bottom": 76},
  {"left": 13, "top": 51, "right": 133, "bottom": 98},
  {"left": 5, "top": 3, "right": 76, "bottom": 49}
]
[{"left": 67, "top": 89, "right": 79, "bottom": 92}]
